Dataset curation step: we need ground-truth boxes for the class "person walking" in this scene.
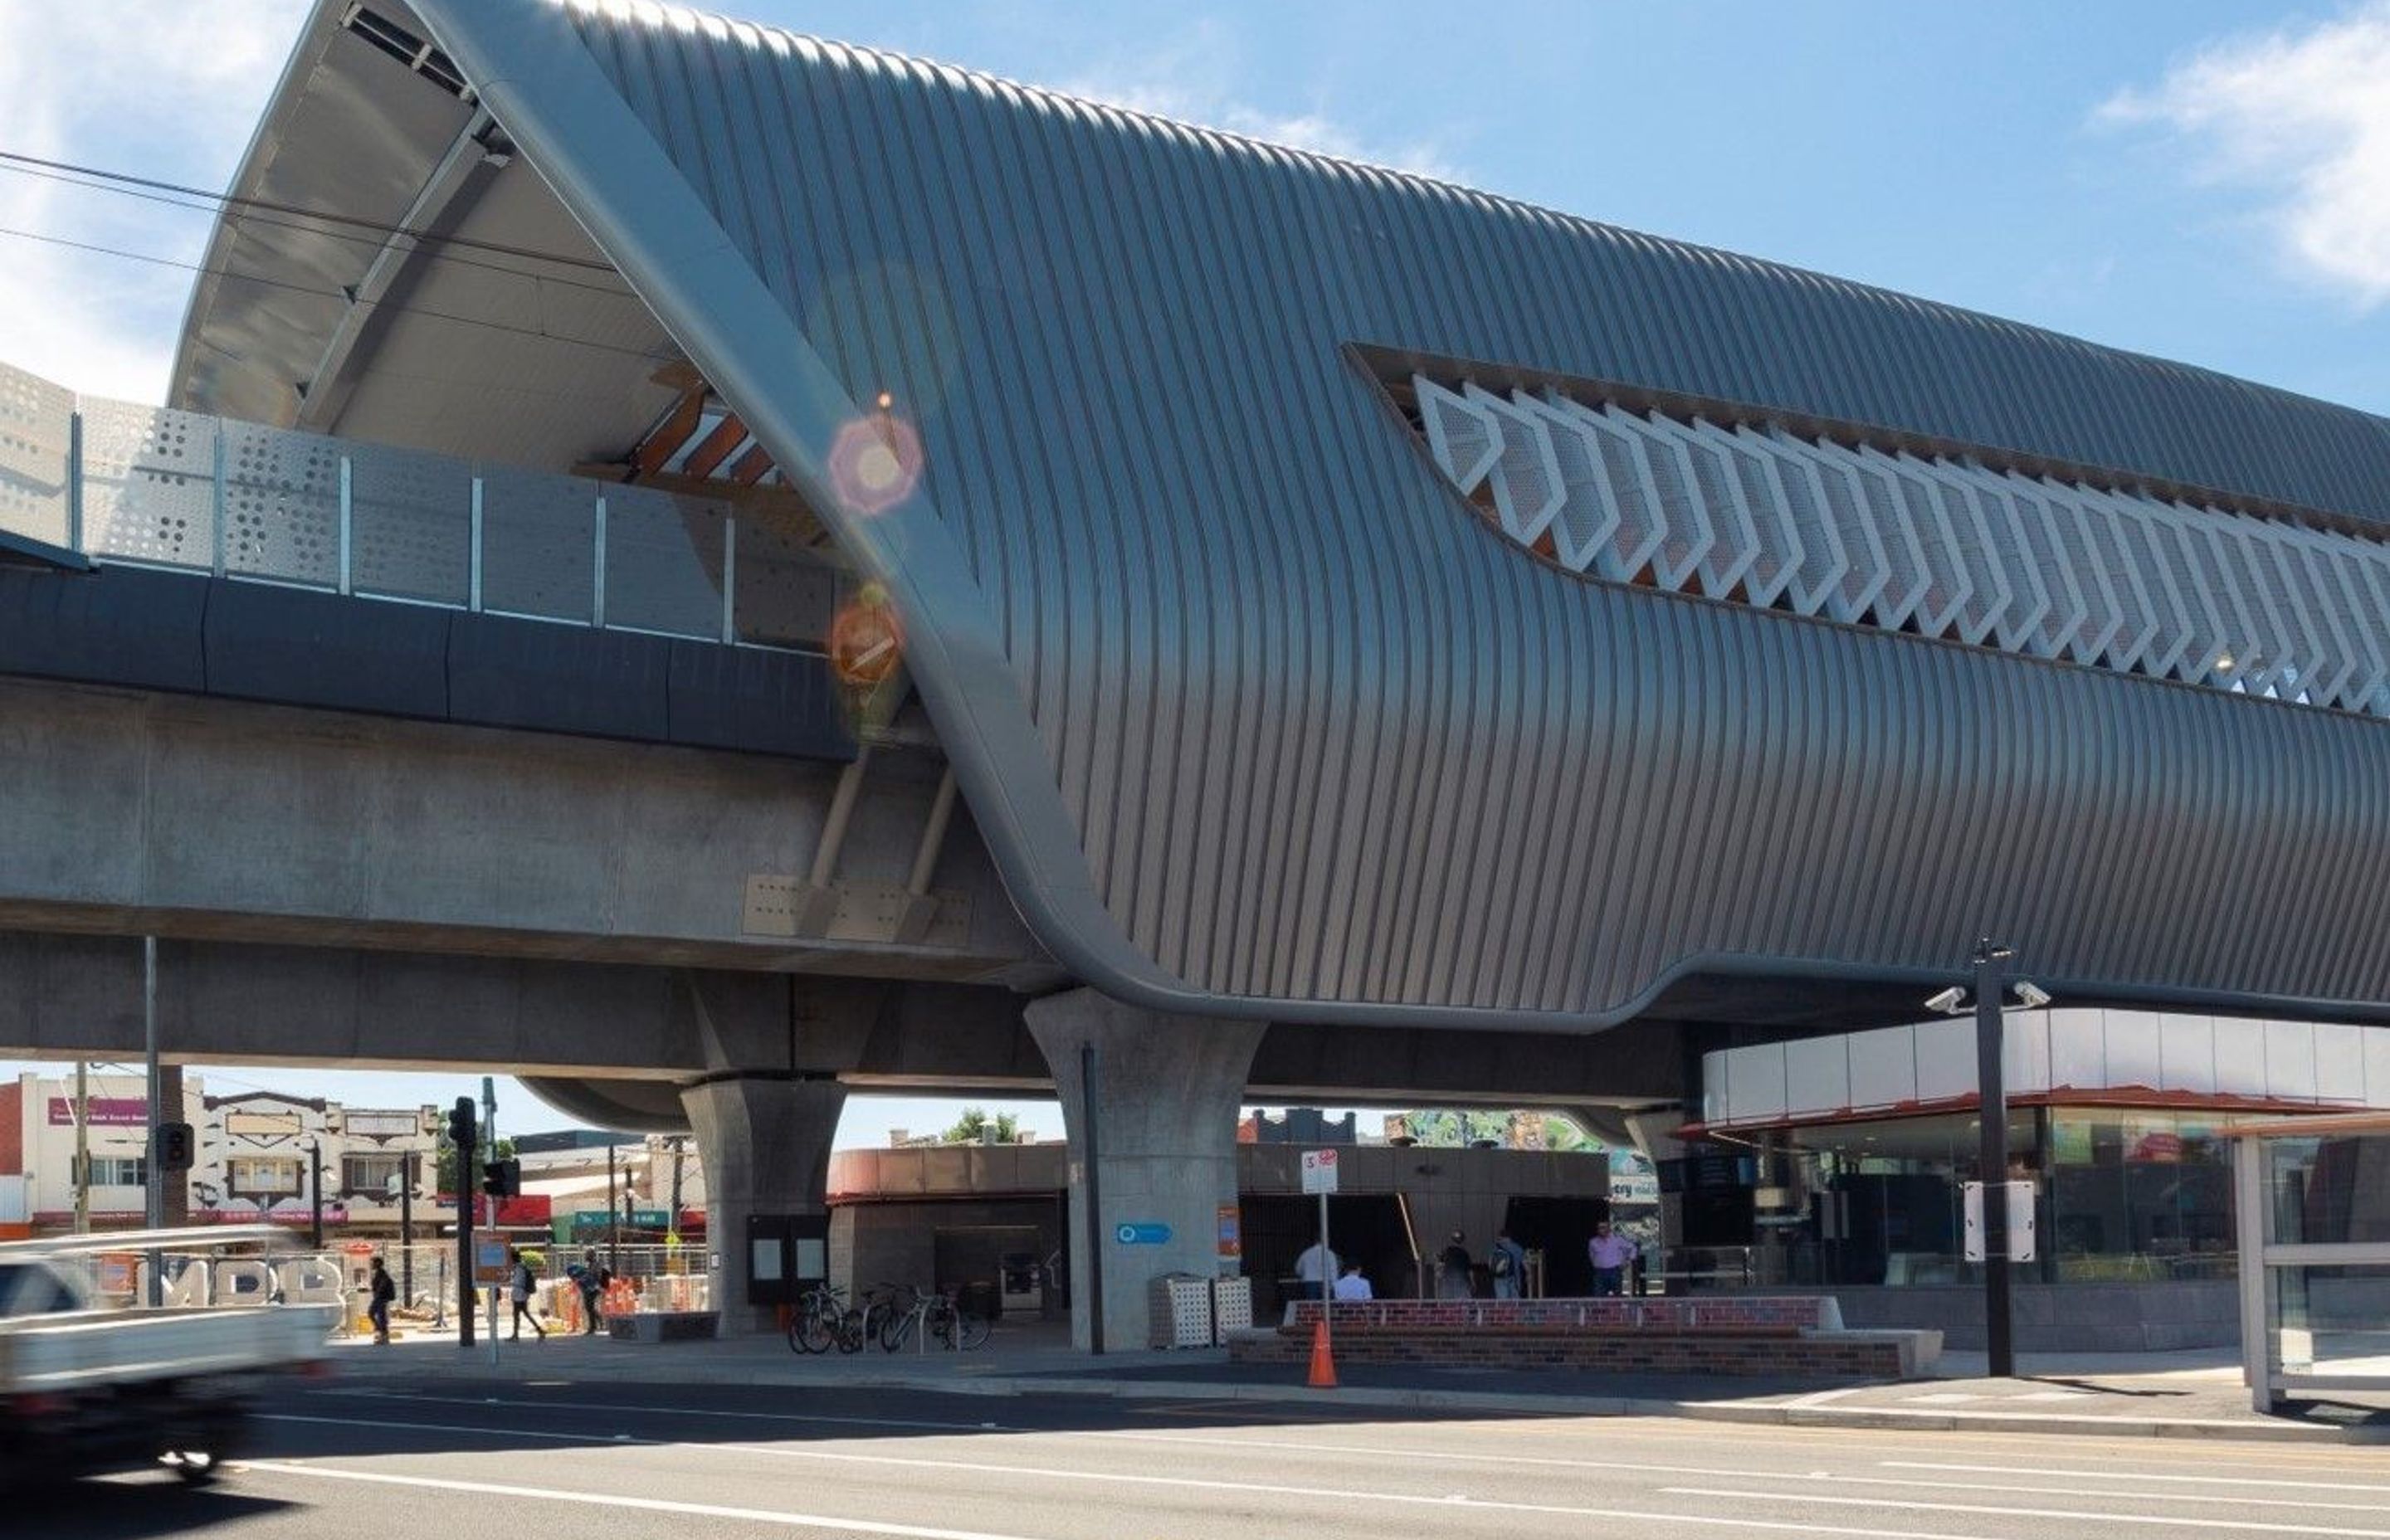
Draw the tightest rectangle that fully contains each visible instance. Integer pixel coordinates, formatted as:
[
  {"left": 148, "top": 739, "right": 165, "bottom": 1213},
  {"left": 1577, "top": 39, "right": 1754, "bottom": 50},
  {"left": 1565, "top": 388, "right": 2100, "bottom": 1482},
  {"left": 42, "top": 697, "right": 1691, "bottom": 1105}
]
[
  {"left": 1437, "top": 1230, "right": 1474, "bottom": 1299},
  {"left": 1291, "top": 1238, "right": 1339, "bottom": 1302},
  {"left": 568, "top": 1247, "right": 613, "bottom": 1334},
  {"left": 509, "top": 1250, "right": 547, "bottom": 1341},
  {"left": 1490, "top": 1228, "right": 1528, "bottom": 1299},
  {"left": 367, "top": 1256, "right": 396, "bottom": 1344},
  {"left": 1332, "top": 1260, "right": 1373, "bottom": 1302},
  {"left": 1588, "top": 1219, "right": 1638, "bottom": 1297}
]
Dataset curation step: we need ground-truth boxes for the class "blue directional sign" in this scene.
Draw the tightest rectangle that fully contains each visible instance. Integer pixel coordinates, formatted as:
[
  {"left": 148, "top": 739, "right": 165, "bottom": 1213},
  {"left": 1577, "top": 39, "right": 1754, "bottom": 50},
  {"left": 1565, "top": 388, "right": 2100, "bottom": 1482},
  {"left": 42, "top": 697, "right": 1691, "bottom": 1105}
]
[{"left": 1114, "top": 1221, "right": 1172, "bottom": 1245}]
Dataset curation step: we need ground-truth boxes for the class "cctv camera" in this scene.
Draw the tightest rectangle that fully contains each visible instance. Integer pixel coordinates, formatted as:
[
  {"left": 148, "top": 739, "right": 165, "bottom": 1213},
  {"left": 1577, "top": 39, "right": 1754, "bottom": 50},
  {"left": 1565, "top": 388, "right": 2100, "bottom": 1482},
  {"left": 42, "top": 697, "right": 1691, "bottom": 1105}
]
[
  {"left": 1924, "top": 986, "right": 1968, "bottom": 1014},
  {"left": 2011, "top": 981, "right": 2052, "bottom": 1010}
]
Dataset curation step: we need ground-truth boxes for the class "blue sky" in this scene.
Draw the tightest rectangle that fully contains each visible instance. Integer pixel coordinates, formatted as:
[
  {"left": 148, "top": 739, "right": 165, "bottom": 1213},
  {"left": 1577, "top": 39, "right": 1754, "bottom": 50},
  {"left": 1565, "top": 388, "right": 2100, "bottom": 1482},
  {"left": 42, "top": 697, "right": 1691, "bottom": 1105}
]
[{"left": 2, "top": 2, "right": 2387, "bottom": 1140}]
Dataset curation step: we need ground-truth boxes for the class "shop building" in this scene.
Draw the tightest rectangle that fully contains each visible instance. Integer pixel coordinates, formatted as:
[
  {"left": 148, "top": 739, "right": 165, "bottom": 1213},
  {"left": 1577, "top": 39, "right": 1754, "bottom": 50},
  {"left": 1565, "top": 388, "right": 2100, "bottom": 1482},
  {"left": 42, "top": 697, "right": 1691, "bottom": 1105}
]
[
  {"left": 827, "top": 1136, "right": 1638, "bottom": 1320},
  {"left": 0, "top": 1075, "right": 444, "bottom": 1238},
  {"left": 1679, "top": 1009, "right": 2390, "bottom": 1348},
  {"left": 0, "top": 1072, "right": 207, "bottom": 1235}
]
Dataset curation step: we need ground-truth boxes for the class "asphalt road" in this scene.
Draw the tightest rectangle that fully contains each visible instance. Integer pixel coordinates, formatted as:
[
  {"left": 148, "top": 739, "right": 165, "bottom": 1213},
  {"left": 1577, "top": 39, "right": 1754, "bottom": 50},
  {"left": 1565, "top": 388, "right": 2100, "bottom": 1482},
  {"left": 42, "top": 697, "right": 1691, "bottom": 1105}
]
[{"left": 18, "top": 1378, "right": 2390, "bottom": 1539}]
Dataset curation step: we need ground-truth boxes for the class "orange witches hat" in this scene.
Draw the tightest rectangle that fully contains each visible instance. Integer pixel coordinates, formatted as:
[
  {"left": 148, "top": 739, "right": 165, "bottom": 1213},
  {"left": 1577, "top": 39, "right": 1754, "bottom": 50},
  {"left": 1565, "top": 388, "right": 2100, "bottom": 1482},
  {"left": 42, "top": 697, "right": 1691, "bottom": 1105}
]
[{"left": 1306, "top": 1317, "right": 1337, "bottom": 1389}]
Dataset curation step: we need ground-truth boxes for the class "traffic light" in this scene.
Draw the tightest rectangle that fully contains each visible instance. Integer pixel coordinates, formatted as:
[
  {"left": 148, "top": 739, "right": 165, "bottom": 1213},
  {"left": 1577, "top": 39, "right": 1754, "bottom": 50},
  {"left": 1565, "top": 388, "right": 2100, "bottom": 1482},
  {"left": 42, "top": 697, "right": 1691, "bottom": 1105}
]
[
  {"left": 154, "top": 1121, "right": 195, "bottom": 1173},
  {"left": 446, "top": 1097, "right": 476, "bottom": 1150},
  {"left": 480, "top": 1158, "right": 521, "bottom": 1200}
]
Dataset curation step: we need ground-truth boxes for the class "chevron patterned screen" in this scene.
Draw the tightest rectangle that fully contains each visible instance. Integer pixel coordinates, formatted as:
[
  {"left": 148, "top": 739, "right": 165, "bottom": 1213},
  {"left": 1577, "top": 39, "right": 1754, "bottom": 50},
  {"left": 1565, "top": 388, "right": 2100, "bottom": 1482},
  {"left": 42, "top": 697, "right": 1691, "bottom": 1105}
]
[{"left": 1416, "top": 377, "right": 2390, "bottom": 716}]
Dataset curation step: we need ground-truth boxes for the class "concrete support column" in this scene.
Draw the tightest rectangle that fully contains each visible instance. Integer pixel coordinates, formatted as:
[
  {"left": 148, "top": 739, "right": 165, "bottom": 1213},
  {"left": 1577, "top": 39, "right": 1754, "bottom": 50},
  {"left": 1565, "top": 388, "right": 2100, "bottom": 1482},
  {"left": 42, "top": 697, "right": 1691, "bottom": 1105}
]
[
  {"left": 679, "top": 1076, "right": 846, "bottom": 1338},
  {"left": 1025, "top": 988, "right": 1264, "bottom": 1353}
]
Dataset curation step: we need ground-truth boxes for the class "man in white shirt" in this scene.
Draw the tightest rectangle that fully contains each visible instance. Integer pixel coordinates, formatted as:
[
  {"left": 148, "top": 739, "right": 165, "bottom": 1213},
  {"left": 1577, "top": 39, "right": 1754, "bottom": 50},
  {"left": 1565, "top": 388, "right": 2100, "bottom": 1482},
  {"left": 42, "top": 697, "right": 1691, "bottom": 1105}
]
[
  {"left": 1588, "top": 1221, "right": 1638, "bottom": 1297},
  {"left": 1292, "top": 1240, "right": 1339, "bottom": 1301},
  {"left": 1332, "top": 1261, "right": 1373, "bottom": 1301}
]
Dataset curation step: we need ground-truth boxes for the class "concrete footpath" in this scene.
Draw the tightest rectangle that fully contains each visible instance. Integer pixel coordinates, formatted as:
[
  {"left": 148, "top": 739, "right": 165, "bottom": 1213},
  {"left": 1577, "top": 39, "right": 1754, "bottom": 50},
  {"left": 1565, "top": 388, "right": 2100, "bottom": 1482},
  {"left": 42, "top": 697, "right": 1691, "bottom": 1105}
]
[{"left": 334, "top": 1323, "right": 2390, "bottom": 1445}]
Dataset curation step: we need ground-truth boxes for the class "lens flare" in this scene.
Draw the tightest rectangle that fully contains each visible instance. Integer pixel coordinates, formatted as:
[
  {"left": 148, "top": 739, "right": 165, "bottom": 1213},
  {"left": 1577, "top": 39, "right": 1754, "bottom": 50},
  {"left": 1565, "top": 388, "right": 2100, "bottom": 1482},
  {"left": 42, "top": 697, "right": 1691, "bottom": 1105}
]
[
  {"left": 827, "top": 405, "right": 924, "bottom": 515},
  {"left": 829, "top": 582, "right": 905, "bottom": 687}
]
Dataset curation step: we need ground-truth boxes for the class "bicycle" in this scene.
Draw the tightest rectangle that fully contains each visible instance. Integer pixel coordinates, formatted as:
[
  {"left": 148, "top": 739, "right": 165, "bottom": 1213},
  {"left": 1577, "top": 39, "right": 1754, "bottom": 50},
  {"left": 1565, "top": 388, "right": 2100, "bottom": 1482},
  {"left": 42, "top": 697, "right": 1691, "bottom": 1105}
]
[
  {"left": 854, "top": 1281, "right": 907, "bottom": 1349},
  {"left": 788, "top": 1282, "right": 867, "bottom": 1354},
  {"left": 876, "top": 1283, "right": 924, "bottom": 1352},
  {"left": 880, "top": 1285, "right": 992, "bottom": 1352}
]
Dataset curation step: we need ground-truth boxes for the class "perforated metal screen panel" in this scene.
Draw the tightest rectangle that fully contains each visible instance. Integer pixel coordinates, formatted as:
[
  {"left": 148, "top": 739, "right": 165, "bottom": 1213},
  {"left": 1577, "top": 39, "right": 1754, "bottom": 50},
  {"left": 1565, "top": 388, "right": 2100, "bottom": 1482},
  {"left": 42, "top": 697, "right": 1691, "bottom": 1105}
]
[
  {"left": 0, "top": 361, "right": 71, "bottom": 548},
  {"left": 0, "top": 361, "right": 836, "bottom": 669},
  {"left": 80, "top": 399, "right": 217, "bottom": 570},
  {"left": 222, "top": 418, "right": 341, "bottom": 586},
  {"left": 733, "top": 510, "right": 841, "bottom": 648},
  {"left": 478, "top": 463, "right": 598, "bottom": 622},
  {"left": 603, "top": 485, "right": 727, "bottom": 639},
  {"left": 349, "top": 438, "right": 471, "bottom": 603},
  {"left": 1417, "top": 378, "right": 2390, "bottom": 716}
]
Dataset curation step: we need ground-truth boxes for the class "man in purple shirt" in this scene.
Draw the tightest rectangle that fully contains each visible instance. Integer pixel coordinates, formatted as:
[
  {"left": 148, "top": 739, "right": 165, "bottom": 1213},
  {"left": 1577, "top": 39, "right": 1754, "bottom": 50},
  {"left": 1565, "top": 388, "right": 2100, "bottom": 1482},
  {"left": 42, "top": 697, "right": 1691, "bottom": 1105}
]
[{"left": 1588, "top": 1220, "right": 1637, "bottom": 1297}]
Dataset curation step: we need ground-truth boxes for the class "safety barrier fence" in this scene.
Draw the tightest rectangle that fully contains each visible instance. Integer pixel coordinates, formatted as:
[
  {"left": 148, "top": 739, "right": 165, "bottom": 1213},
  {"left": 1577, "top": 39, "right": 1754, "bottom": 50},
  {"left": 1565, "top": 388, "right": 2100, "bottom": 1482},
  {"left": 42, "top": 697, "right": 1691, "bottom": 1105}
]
[
  {"left": 59, "top": 1238, "right": 710, "bottom": 1338},
  {"left": 0, "top": 358, "right": 843, "bottom": 651}
]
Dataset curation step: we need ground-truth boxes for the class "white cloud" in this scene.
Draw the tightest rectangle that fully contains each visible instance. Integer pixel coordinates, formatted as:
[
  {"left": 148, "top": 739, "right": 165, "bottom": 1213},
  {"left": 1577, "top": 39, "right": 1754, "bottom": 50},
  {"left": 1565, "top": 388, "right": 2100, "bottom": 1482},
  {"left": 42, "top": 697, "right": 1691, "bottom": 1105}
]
[
  {"left": 1059, "top": 23, "right": 1465, "bottom": 185},
  {"left": 0, "top": 2, "right": 307, "bottom": 403},
  {"left": 2100, "top": 3, "right": 2390, "bottom": 309}
]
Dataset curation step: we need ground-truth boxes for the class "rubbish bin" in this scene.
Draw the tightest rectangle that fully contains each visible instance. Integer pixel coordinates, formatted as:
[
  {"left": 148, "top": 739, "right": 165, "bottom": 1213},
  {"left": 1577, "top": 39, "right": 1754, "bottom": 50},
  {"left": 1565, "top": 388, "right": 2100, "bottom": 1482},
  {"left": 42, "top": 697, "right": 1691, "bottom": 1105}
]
[
  {"left": 958, "top": 1280, "right": 1002, "bottom": 1322},
  {"left": 1149, "top": 1273, "right": 1215, "bottom": 1348}
]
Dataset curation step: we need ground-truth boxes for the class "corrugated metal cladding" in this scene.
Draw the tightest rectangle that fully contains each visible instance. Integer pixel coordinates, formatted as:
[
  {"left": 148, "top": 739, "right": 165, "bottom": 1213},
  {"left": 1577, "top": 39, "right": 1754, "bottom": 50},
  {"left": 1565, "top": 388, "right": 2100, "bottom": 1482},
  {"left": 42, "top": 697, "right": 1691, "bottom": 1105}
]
[{"left": 474, "top": 4, "right": 2390, "bottom": 1026}]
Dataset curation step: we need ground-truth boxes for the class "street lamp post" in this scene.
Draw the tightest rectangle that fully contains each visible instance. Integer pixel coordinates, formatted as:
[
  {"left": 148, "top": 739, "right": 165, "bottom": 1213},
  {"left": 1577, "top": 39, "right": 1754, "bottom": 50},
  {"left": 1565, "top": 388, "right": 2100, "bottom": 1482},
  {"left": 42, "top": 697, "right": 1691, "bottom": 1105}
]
[{"left": 1972, "top": 939, "right": 2016, "bottom": 1380}]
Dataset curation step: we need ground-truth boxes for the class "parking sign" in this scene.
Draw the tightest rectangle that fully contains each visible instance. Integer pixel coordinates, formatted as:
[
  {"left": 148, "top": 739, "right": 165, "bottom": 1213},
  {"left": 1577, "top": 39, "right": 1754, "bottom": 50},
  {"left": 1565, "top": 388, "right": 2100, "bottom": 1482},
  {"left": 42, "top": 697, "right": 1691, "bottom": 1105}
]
[{"left": 1300, "top": 1148, "right": 1339, "bottom": 1195}]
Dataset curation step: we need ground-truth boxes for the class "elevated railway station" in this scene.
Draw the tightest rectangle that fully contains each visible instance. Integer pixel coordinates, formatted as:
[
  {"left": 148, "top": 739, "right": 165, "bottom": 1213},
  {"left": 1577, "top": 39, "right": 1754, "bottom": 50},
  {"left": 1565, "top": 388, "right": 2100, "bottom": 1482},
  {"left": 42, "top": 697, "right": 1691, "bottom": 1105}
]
[{"left": 4, "top": 0, "right": 2390, "bottom": 1347}]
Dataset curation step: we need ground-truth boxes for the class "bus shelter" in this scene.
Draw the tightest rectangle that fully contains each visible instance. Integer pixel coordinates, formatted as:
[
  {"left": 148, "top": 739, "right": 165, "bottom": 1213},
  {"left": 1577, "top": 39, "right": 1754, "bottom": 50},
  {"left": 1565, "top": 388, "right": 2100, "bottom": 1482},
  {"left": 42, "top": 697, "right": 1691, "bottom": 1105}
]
[{"left": 2228, "top": 1114, "right": 2390, "bottom": 1412}]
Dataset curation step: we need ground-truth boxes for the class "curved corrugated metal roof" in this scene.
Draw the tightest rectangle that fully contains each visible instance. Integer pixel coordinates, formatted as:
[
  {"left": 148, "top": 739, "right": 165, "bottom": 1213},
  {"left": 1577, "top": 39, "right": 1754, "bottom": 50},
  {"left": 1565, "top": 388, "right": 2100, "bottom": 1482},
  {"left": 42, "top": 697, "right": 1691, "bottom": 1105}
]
[
  {"left": 559, "top": 7, "right": 2390, "bottom": 527},
  {"left": 384, "top": 2, "right": 2390, "bottom": 1030}
]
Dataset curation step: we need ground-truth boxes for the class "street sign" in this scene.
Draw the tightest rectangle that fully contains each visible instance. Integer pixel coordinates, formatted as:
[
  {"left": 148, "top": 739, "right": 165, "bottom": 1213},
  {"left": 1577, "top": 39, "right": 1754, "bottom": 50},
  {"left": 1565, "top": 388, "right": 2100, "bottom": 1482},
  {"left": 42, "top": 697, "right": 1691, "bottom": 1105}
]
[
  {"left": 473, "top": 1236, "right": 512, "bottom": 1284},
  {"left": 1114, "top": 1221, "right": 1171, "bottom": 1245},
  {"left": 1963, "top": 1180, "right": 2036, "bottom": 1262},
  {"left": 1300, "top": 1148, "right": 1339, "bottom": 1195}
]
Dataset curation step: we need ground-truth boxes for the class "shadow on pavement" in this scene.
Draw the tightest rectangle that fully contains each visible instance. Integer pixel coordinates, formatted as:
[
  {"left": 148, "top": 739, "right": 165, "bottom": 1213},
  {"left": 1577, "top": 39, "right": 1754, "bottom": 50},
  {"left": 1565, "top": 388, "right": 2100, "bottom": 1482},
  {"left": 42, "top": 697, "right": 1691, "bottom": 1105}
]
[
  {"left": 256, "top": 1375, "right": 1563, "bottom": 1464},
  {"left": 2022, "top": 1376, "right": 2194, "bottom": 1400},
  {"left": 14, "top": 1473, "right": 298, "bottom": 1538}
]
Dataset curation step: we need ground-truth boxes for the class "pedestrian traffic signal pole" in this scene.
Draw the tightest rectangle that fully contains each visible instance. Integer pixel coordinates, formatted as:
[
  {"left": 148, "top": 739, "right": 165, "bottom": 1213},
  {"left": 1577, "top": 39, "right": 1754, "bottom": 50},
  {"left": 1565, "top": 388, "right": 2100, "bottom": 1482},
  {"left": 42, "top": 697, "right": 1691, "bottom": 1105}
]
[{"left": 449, "top": 1098, "right": 477, "bottom": 1348}]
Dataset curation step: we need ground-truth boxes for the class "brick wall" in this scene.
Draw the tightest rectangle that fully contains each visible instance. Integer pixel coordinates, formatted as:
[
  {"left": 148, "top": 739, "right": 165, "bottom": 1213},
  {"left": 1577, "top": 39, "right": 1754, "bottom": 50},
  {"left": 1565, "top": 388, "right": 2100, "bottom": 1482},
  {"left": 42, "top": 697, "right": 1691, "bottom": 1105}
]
[
  {"left": 1287, "top": 1296, "right": 1832, "bottom": 1333},
  {"left": 1232, "top": 1326, "right": 1900, "bottom": 1378}
]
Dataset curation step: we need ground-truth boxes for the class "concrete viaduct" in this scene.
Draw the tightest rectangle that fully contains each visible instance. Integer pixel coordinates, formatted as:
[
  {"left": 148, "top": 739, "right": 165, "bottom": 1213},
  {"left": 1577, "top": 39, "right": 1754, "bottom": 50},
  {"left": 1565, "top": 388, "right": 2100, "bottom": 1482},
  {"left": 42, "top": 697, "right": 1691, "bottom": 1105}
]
[{"left": 7, "top": 0, "right": 2390, "bottom": 1345}]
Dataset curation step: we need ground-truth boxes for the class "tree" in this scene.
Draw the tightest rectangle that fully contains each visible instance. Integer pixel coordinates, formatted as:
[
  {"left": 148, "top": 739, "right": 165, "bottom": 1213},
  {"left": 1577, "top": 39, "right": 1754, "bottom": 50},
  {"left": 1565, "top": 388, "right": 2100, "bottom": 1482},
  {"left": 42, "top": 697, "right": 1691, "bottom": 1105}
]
[
  {"left": 436, "top": 1136, "right": 514, "bottom": 1196},
  {"left": 1543, "top": 1117, "right": 1597, "bottom": 1153},
  {"left": 941, "top": 1107, "right": 1020, "bottom": 1144}
]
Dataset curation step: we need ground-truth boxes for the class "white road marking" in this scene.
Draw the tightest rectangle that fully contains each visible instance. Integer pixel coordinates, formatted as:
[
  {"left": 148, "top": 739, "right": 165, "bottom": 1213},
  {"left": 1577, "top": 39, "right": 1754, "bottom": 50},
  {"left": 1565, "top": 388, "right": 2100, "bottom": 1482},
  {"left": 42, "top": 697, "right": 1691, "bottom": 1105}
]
[
  {"left": 1885, "top": 1460, "right": 2390, "bottom": 1494},
  {"left": 273, "top": 1406, "right": 2377, "bottom": 1513},
  {"left": 320, "top": 1389, "right": 988, "bottom": 1435},
  {"left": 1664, "top": 1486, "right": 2390, "bottom": 1537},
  {"left": 1072, "top": 1428, "right": 2390, "bottom": 1511},
  {"left": 254, "top": 1412, "right": 2022, "bottom": 1539},
  {"left": 239, "top": 1461, "right": 1046, "bottom": 1540}
]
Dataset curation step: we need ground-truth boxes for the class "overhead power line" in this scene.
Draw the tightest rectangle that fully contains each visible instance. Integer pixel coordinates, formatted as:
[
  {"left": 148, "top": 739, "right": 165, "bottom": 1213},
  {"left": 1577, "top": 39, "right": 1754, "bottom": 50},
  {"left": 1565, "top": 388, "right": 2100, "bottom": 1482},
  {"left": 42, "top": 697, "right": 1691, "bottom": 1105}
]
[
  {"left": 0, "top": 158, "right": 639, "bottom": 302},
  {"left": 0, "top": 224, "right": 676, "bottom": 367},
  {"left": 0, "top": 149, "right": 621, "bottom": 275}
]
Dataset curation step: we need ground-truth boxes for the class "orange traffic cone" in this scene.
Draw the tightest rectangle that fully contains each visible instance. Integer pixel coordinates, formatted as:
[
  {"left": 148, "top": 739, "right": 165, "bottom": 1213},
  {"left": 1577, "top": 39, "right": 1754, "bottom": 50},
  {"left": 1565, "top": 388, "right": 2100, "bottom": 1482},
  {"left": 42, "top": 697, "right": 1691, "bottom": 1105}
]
[{"left": 1306, "top": 1318, "right": 1337, "bottom": 1388}]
